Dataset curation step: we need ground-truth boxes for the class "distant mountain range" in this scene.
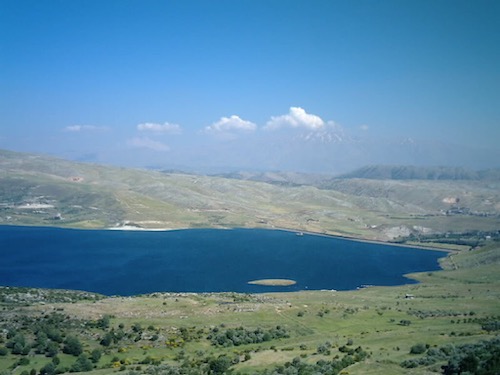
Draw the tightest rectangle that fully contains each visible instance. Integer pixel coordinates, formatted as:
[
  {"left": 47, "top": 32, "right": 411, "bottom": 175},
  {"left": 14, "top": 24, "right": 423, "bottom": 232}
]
[
  {"left": 211, "top": 165, "right": 500, "bottom": 187},
  {"left": 337, "top": 165, "right": 500, "bottom": 181}
]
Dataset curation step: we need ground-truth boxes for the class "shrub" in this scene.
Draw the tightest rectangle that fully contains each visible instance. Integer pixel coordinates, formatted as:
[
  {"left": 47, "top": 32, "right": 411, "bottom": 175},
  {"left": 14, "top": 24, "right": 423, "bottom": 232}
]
[
  {"left": 482, "top": 320, "right": 500, "bottom": 332},
  {"left": 317, "top": 344, "right": 330, "bottom": 355},
  {"left": 97, "top": 315, "right": 110, "bottom": 329},
  {"left": 17, "top": 357, "right": 30, "bottom": 366},
  {"left": 410, "top": 343, "right": 427, "bottom": 354}
]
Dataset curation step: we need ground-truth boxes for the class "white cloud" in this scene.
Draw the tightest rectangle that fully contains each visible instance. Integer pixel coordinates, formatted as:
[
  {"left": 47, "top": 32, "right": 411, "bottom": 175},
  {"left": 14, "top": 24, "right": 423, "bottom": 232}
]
[
  {"left": 137, "top": 122, "right": 181, "bottom": 134},
  {"left": 360, "top": 124, "right": 369, "bottom": 131},
  {"left": 205, "top": 115, "right": 257, "bottom": 133},
  {"left": 64, "top": 125, "right": 107, "bottom": 132},
  {"left": 128, "top": 137, "right": 169, "bottom": 152},
  {"left": 265, "top": 107, "right": 325, "bottom": 130}
]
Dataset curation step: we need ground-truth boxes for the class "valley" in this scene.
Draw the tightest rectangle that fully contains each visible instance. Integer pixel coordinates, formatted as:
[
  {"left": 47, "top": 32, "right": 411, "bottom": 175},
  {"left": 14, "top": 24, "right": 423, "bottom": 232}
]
[{"left": 0, "top": 149, "right": 499, "bottom": 374}]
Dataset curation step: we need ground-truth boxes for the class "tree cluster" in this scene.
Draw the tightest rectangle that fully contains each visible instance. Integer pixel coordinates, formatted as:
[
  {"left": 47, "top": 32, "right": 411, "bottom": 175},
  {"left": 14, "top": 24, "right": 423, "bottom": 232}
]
[
  {"left": 256, "top": 350, "right": 369, "bottom": 375},
  {"left": 400, "top": 336, "right": 500, "bottom": 373},
  {"left": 208, "top": 326, "right": 289, "bottom": 347}
]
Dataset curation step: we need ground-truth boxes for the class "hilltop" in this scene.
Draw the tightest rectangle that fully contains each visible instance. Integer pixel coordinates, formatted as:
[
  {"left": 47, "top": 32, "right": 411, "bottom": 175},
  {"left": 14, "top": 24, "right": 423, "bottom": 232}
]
[{"left": 1, "top": 149, "right": 499, "bottom": 244}]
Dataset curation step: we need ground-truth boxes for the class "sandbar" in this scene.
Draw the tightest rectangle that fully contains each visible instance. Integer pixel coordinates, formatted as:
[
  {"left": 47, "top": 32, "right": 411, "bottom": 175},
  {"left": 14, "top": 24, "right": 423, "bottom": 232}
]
[{"left": 248, "top": 279, "right": 296, "bottom": 286}]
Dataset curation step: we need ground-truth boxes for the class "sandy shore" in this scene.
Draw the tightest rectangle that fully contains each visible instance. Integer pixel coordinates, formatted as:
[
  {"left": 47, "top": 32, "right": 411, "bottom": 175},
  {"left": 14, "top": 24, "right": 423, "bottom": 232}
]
[
  {"left": 274, "top": 227, "right": 453, "bottom": 253},
  {"left": 107, "top": 225, "right": 174, "bottom": 231}
]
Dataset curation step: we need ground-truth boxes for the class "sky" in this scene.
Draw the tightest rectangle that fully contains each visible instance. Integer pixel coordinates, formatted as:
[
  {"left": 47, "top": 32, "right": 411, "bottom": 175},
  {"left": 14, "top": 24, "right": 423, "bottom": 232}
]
[{"left": 1, "top": 0, "right": 499, "bottom": 174}]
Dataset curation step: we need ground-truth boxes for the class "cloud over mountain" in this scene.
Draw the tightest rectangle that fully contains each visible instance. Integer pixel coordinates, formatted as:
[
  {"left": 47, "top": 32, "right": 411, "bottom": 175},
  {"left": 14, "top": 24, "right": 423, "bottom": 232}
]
[
  {"left": 265, "top": 107, "right": 325, "bottom": 130},
  {"left": 52, "top": 105, "right": 499, "bottom": 174},
  {"left": 205, "top": 115, "right": 257, "bottom": 135}
]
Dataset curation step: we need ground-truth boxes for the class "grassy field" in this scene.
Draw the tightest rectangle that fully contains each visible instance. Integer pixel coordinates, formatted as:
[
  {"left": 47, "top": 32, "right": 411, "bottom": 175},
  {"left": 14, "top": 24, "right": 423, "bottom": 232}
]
[{"left": 0, "top": 242, "right": 499, "bottom": 375}]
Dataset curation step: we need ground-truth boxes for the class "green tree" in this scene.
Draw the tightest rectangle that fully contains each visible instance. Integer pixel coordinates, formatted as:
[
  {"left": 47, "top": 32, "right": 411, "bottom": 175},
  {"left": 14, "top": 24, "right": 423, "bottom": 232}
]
[
  {"left": 39, "top": 362, "right": 56, "bottom": 375},
  {"left": 35, "top": 331, "right": 48, "bottom": 354},
  {"left": 45, "top": 326, "right": 63, "bottom": 343},
  {"left": 209, "top": 355, "right": 232, "bottom": 374},
  {"left": 90, "top": 349, "right": 102, "bottom": 363},
  {"left": 70, "top": 354, "right": 93, "bottom": 372},
  {"left": 45, "top": 341, "right": 59, "bottom": 357},
  {"left": 63, "top": 336, "right": 82, "bottom": 356},
  {"left": 100, "top": 332, "right": 113, "bottom": 347},
  {"left": 97, "top": 315, "right": 111, "bottom": 329},
  {"left": 459, "top": 354, "right": 479, "bottom": 373},
  {"left": 8, "top": 333, "right": 29, "bottom": 355},
  {"left": 132, "top": 323, "right": 142, "bottom": 333}
]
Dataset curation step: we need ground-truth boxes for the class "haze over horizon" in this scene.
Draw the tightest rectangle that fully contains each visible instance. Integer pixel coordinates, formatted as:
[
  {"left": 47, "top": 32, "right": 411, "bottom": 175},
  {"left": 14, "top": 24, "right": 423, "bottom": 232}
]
[{"left": 1, "top": 0, "right": 499, "bottom": 174}]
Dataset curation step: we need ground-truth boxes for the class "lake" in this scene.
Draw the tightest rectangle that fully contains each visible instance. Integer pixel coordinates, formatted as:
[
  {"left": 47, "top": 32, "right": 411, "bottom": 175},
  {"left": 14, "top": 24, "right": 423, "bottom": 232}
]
[{"left": 0, "top": 226, "right": 446, "bottom": 295}]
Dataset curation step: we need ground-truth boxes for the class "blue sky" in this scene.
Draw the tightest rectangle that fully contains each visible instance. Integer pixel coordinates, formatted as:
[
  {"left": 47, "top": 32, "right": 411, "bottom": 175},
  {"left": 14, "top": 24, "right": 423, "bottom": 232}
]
[{"left": 1, "top": 0, "right": 499, "bottom": 173}]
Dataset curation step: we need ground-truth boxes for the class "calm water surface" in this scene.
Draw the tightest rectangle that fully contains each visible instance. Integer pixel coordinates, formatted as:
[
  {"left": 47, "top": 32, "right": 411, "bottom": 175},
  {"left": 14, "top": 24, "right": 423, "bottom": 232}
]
[{"left": 0, "top": 226, "right": 446, "bottom": 295}]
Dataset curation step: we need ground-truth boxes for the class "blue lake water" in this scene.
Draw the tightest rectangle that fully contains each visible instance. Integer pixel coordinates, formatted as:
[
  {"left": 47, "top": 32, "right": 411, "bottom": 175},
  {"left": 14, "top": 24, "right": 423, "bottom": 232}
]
[{"left": 0, "top": 226, "right": 446, "bottom": 295}]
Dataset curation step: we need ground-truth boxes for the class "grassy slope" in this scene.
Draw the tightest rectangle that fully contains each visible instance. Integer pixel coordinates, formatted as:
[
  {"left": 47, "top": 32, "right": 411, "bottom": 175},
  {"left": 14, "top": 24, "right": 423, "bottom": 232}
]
[{"left": 1, "top": 150, "right": 499, "bottom": 242}]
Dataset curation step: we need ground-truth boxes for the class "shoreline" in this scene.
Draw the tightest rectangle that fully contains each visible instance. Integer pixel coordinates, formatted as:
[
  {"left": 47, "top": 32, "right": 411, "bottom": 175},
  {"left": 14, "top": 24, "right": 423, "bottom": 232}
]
[
  {"left": 0, "top": 224, "right": 455, "bottom": 297},
  {"left": 0, "top": 223, "right": 453, "bottom": 252},
  {"left": 272, "top": 227, "right": 454, "bottom": 253},
  {"left": 107, "top": 225, "right": 177, "bottom": 231}
]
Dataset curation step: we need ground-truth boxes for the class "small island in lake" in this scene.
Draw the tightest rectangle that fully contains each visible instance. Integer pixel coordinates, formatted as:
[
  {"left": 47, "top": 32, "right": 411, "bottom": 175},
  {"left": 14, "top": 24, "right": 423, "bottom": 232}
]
[{"left": 248, "top": 279, "right": 297, "bottom": 286}]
